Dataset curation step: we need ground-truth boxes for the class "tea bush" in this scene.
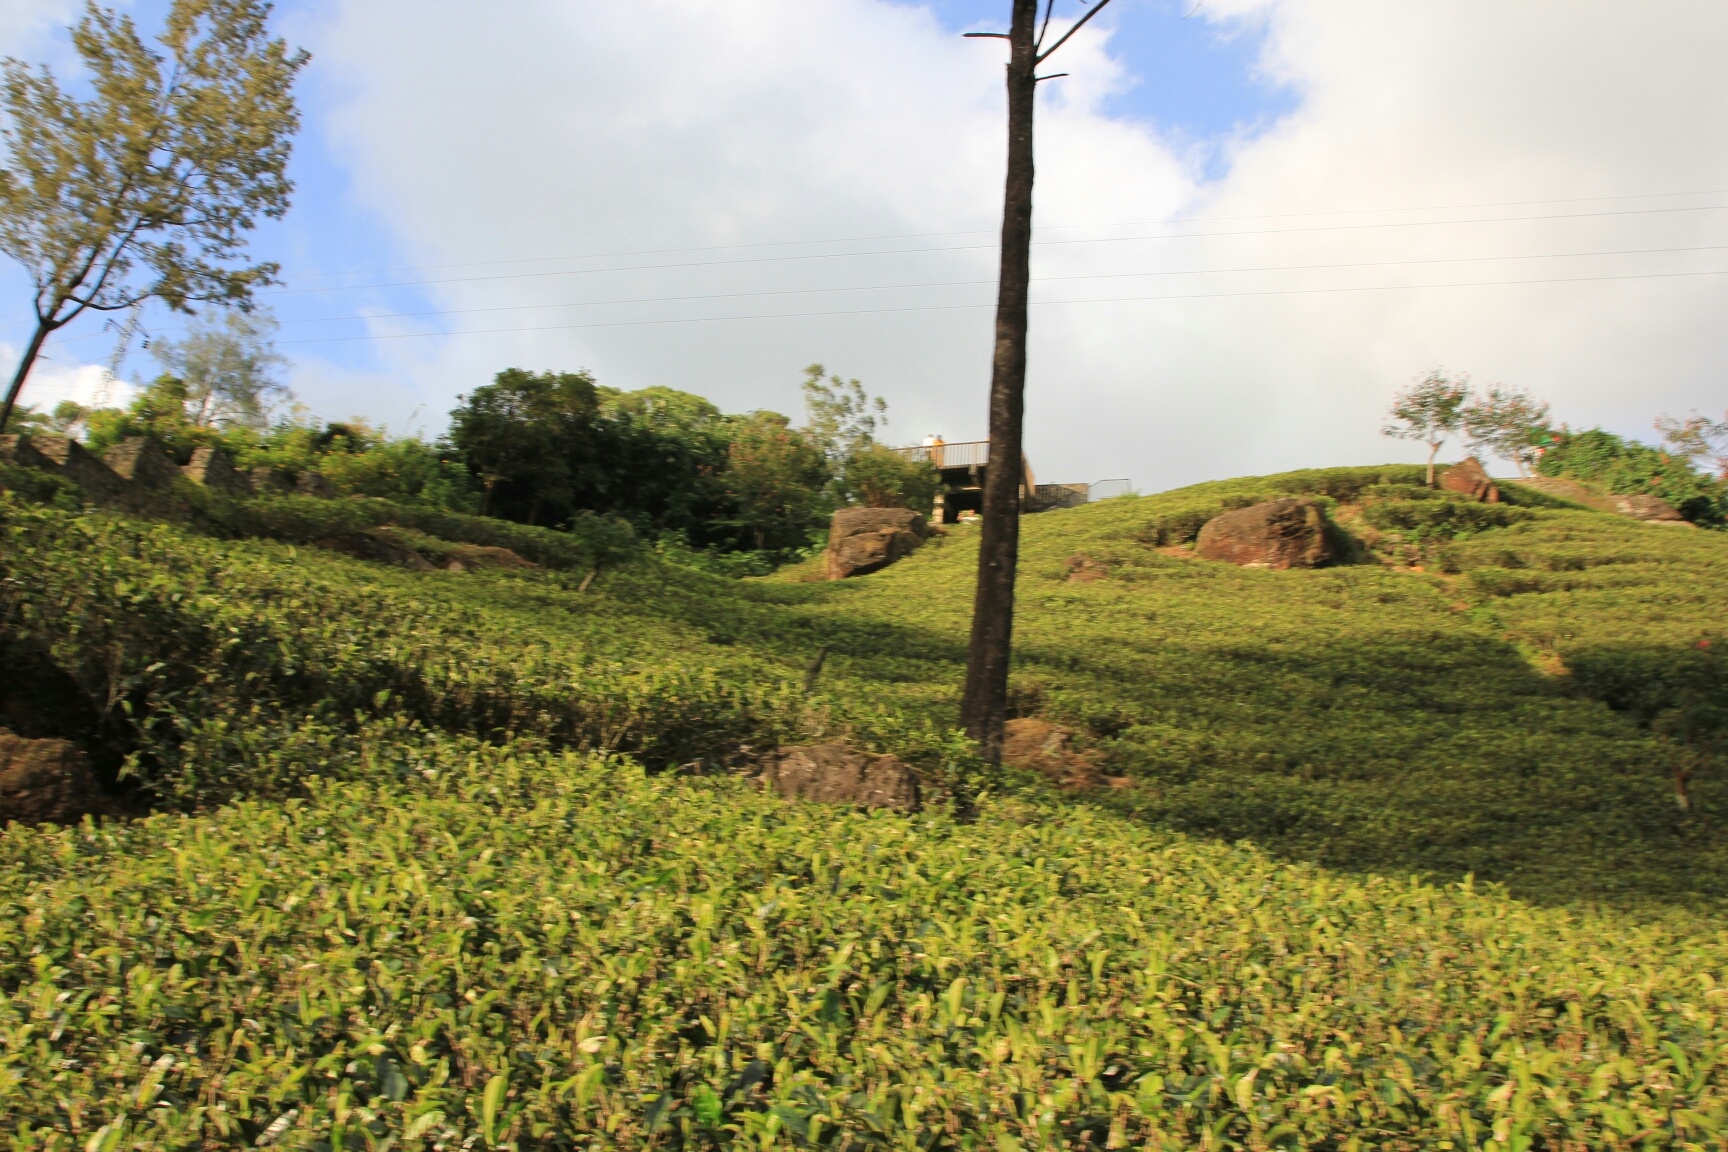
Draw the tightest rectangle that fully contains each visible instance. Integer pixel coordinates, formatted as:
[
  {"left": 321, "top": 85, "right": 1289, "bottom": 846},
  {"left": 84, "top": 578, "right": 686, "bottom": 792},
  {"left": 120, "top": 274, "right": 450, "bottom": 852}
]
[{"left": 7, "top": 741, "right": 1728, "bottom": 1151}]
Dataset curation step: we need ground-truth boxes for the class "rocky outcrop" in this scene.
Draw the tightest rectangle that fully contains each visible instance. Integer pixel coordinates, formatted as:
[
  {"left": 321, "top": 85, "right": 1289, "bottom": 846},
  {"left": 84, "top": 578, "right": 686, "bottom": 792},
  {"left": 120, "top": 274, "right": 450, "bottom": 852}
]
[
  {"left": 444, "top": 544, "right": 537, "bottom": 572},
  {"left": 760, "top": 745, "right": 920, "bottom": 811},
  {"left": 296, "top": 471, "right": 336, "bottom": 499},
  {"left": 104, "top": 437, "right": 182, "bottom": 489},
  {"left": 249, "top": 466, "right": 294, "bottom": 495},
  {"left": 1439, "top": 458, "right": 1500, "bottom": 503},
  {"left": 0, "top": 731, "right": 108, "bottom": 827},
  {"left": 316, "top": 531, "right": 437, "bottom": 571},
  {"left": 827, "top": 507, "right": 930, "bottom": 580},
  {"left": 182, "top": 445, "right": 249, "bottom": 495},
  {"left": 2, "top": 433, "right": 129, "bottom": 502},
  {"left": 1196, "top": 498, "right": 1336, "bottom": 570},
  {"left": 1001, "top": 718, "right": 1124, "bottom": 790},
  {"left": 1613, "top": 494, "right": 1687, "bottom": 523}
]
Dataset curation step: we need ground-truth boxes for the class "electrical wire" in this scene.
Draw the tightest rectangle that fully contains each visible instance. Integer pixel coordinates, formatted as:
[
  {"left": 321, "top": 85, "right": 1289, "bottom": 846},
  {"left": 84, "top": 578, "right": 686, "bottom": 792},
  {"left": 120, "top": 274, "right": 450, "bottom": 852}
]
[
  {"left": 278, "top": 187, "right": 1728, "bottom": 281},
  {"left": 253, "top": 204, "right": 1728, "bottom": 298},
  {"left": 253, "top": 266, "right": 1728, "bottom": 347}
]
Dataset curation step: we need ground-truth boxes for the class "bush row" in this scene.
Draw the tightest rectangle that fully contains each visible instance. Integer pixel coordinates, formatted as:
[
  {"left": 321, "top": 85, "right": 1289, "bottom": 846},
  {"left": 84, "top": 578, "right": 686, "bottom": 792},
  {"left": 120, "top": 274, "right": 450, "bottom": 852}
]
[{"left": 5, "top": 740, "right": 1727, "bottom": 1150}]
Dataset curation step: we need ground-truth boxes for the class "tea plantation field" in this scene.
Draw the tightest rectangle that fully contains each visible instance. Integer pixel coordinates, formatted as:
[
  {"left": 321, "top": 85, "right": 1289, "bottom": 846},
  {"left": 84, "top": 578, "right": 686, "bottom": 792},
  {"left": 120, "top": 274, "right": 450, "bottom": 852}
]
[{"left": 3, "top": 467, "right": 1727, "bottom": 1150}]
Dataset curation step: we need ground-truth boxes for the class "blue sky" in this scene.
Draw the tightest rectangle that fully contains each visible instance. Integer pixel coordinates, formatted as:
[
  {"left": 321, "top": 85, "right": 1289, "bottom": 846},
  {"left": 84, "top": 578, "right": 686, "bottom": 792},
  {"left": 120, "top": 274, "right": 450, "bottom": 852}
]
[
  {"left": 8, "top": 0, "right": 1296, "bottom": 434},
  {"left": 3, "top": 0, "right": 1725, "bottom": 491}
]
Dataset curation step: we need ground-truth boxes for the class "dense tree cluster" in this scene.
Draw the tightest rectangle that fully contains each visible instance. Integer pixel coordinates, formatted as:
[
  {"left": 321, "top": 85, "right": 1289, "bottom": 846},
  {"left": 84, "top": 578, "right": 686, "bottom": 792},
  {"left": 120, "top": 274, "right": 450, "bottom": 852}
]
[{"left": 17, "top": 357, "right": 939, "bottom": 565}]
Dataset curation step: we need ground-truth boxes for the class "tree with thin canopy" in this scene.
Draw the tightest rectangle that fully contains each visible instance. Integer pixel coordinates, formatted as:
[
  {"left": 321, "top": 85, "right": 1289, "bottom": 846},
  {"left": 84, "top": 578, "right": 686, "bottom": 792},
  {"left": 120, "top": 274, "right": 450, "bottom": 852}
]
[
  {"left": 959, "top": 0, "right": 1118, "bottom": 764},
  {"left": 0, "top": 0, "right": 308, "bottom": 434}
]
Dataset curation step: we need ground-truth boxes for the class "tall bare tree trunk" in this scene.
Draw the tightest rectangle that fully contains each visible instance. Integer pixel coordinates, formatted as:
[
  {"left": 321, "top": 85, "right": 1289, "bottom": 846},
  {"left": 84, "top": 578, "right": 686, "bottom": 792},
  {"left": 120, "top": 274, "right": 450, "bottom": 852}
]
[
  {"left": 0, "top": 317, "right": 55, "bottom": 435},
  {"left": 960, "top": 0, "right": 1039, "bottom": 764}
]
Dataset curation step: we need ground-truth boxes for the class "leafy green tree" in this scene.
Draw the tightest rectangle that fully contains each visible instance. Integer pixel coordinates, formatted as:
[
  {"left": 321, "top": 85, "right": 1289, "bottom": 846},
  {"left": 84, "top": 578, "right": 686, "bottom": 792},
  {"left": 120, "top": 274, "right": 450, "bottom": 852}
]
[
  {"left": 1463, "top": 384, "right": 1552, "bottom": 477},
  {"left": 447, "top": 368, "right": 600, "bottom": 524},
  {"left": 149, "top": 306, "right": 287, "bottom": 428},
  {"left": 1656, "top": 410, "right": 1728, "bottom": 480},
  {"left": 720, "top": 411, "right": 830, "bottom": 551},
  {"left": 594, "top": 385, "right": 732, "bottom": 540},
  {"left": 800, "top": 363, "right": 886, "bottom": 463},
  {"left": 0, "top": 0, "right": 309, "bottom": 433},
  {"left": 1382, "top": 369, "right": 1470, "bottom": 487},
  {"left": 842, "top": 443, "right": 940, "bottom": 515},
  {"left": 83, "top": 373, "right": 221, "bottom": 462}
]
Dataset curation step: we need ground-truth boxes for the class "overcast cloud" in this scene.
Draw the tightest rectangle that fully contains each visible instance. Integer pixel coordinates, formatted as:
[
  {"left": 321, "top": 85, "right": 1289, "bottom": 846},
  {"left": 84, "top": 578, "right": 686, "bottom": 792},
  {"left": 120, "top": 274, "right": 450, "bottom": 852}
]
[{"left": 7, "top": 0, "right": 1726, "bottom": 491}]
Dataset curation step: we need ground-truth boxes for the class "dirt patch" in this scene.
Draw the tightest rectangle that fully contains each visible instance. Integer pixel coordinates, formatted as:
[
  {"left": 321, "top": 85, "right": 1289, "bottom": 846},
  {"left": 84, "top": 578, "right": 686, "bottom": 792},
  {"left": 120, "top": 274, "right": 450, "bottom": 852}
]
[
  {"left": 1065, "top": 554, "right": 1109, "bottom": 583},
  {"left": 1001, "top": 719, "right": 1128, "bottom": 791}
]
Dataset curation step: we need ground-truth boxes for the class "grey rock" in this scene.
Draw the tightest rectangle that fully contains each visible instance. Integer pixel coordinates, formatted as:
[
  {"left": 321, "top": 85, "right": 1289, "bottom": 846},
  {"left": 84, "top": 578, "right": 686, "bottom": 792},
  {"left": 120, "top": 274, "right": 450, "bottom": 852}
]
[
  {"left": 826, "top": 506, "right": 930, "bottom": 580},
  {"left": 103, "top": 437, "right": 181, "bottom": 489},
  {"left": 761, "top": 745, "right": 920, "bottom": 811},
  {"left": 181, "top": 445, "right": 249, "bottom": 495},
  {"left": 1613, "top": 494, "right": 1686, "bottom": 522},
  {"left": 1196, "top": 498, "right": 1336, "bottom": 570},
  {"left": 249, "top": 466, "right": 294, "bottom": 495},
  {"left": 295, "top": 470, "right": 336, "bottom": 499}
]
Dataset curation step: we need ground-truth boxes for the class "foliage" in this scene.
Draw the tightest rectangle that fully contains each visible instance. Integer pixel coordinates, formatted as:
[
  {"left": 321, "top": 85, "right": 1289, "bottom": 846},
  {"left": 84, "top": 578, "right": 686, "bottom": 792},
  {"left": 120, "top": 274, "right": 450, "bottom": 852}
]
[
  {"left": 7, "top": 465, "right": 1728, "bottom": 1146},
  {"left": 798, "top": 363, "right": 885, "bottom": 464},
  {"left": 1381, "top": 369, "right": 1469, "bottom": 485},
  {"left": 82, "top": 375, "right": 224, "bottom": 463},
  {"left": 719, "top": 411, "right": 830, "bottom": 552},
  {"left": 0, "top": 0, "right": 308, "bottom": 429},
  {"left": 147, "top": 305, "right": 288, "bottom": 428},
  {"left": 9, "top": 747, "right": 1728, "bottom": 1150},
  {"left": 447, "top": 368, "right": 602, "bottom": 525},
  {"left": 1463, "top": 383, "right": 1553, "bottom": 477},
  {"left": 1657, "top": 409, "right": 1728, "bottom": 480},
  {"left": 1539, "top": 427, "right": 1728, "bottom": 527},
  {"left": 839, "top": 443, "right": 941, "bottom": 514}
]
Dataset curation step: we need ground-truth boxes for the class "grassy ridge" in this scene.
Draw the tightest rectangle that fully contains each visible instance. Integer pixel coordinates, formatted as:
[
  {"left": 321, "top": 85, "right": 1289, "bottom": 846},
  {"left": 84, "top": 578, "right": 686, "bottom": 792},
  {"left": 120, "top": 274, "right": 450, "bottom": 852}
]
[{"left": 6, "top": 740, "right": 1728, "bottom": 1150}]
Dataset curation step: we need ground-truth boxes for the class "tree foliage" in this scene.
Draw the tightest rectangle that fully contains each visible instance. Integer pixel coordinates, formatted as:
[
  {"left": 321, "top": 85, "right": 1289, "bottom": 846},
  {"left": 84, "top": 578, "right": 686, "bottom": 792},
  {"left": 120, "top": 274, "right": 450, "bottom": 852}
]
[
  {"left": 1381, "top": 369, "right": 1470, "bottom": 486},
  {"left": 1657, "top": 410, "right": 1728, "bottom": 480},
  {"left": 0, "top": 0, "right": 308, "bottom": 431},
  {"left": 148, "top": 305, "right": 287, "bottom": 429},
  {"left": 1462, "top": 383, "right": 1553, "bottom": 477}
]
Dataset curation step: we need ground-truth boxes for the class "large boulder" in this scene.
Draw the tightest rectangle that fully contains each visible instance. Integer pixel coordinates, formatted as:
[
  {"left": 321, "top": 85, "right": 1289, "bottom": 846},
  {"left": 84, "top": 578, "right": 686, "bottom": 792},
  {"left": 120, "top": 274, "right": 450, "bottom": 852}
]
[
  {"left": 1195, "top": 498, "right": 1335, "bottom": 570},
  {"left": 827, "top": 507, "right": 930, "bottom": 580},
  {"left": 1613, "top": 494, "right": 1688, "bottom": 523},
  {"left": 1439, "top": 458, "right": 1500, "bottom": 503},
  {"left": 1001, "top": 718, "right": 1124, "bottom": 790},
  {"left": 104, "top": 436, "right": 182, "bottom": 489},
  {"left": 182, "top": 445, "right": 249, "bottom": 495},
  {"left": 0, "top": 730, "right": 106, "bottom": 827},
  {"left": 760, "top": 745, "right": 920, "bottom": 811}
]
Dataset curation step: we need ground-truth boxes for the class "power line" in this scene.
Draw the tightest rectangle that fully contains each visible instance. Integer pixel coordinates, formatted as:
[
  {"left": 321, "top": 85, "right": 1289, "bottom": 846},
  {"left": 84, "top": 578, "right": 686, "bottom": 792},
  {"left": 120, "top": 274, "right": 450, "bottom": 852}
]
[
  {"left": 253, "top": 204, "right": 1728, "bottom": 299},
  {"left": 254, "top": 266, "right": 1728, "bottom": 347},
  {"left": 277, "top": 187, "right": 1728, "bottom": 281},
  {"left": 37, "top": 241, "right": 1721, "bottom": 342}
]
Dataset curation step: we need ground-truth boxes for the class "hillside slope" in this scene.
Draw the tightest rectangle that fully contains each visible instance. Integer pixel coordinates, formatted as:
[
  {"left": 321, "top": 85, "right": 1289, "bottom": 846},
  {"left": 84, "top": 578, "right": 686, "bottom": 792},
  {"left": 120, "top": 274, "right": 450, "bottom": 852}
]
[{"left": 4, "top": 470, "right": 1728, "bottom": 1147}]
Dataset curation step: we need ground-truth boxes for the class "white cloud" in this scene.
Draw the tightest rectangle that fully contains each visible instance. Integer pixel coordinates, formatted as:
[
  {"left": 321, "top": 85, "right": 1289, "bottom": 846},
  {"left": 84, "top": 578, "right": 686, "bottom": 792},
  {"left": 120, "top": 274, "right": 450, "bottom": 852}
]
[
  {"left": 281, "top": 0, "right": 1728, "bottom": 488},
  {"left": 0, "top": 342, "right": 133, "bottom": 412}
]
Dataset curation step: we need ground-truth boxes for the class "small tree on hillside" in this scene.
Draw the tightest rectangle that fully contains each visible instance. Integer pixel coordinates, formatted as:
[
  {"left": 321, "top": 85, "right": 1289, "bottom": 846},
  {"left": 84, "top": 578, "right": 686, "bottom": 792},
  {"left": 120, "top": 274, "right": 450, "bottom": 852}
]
[
  {"left": 1383, "top": 369, "right": 1470, "bottom": 486},
  {"left": 1463, "top": 384, "right": 1552, "bottom": 477},
  {"left": 1656, "top": 410, "right": 1728, "bottom": 480}
]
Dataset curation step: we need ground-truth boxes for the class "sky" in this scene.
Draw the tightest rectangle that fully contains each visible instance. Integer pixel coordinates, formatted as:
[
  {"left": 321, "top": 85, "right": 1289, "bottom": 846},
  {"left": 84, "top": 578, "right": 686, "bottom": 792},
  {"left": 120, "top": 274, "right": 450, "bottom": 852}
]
[{"left": 2, "top": 0, "right": 1725, "bottom": 493}]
